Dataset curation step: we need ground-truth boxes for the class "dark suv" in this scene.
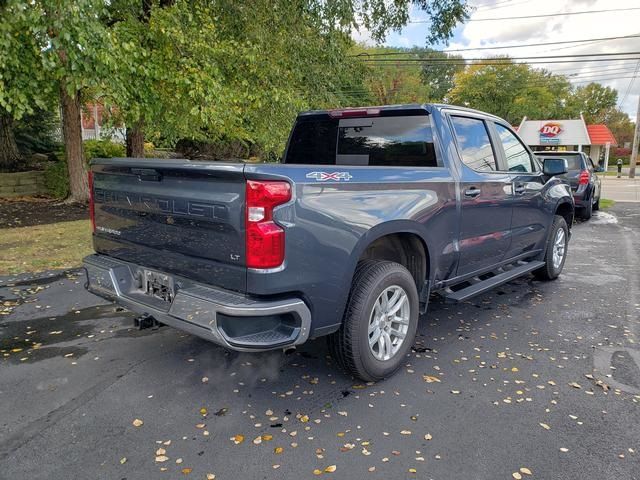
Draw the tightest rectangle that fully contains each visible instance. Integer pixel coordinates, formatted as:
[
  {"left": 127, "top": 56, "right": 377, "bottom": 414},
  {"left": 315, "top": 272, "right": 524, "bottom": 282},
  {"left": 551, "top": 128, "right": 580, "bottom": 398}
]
[{"left": 535, "top": 151, "right": 601, "bottom": 220}]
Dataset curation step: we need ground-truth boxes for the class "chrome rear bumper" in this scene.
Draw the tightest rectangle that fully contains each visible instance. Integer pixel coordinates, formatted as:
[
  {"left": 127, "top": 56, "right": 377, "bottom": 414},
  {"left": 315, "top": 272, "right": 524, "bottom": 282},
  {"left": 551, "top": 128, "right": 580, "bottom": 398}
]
[{"left": 83, "top": 254, "right": 311, "bottom": 351}]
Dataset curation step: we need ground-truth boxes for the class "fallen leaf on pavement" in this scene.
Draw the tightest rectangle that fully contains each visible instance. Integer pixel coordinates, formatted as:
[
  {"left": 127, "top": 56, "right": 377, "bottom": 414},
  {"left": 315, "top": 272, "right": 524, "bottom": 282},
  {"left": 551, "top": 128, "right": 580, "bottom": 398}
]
[{"left": 132, "top": 418, "right": 143, "bottom": 427}]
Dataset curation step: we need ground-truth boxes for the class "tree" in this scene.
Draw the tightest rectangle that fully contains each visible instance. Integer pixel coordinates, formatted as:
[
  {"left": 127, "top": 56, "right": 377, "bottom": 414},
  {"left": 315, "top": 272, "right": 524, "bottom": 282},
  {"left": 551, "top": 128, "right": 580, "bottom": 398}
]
[
  {"left": 101, "top": 0, "right": 469, "bottom": 159},
  {"left": 420, "top": 49, "right": 465, "bottom": 102},
  {"left": 1, "top": 0, "right": 112, "bottom": 201},
  {"left": 2, "top": 0, "right": 469, "bottom": 191},
  {"left": 602, "top": 109, "right": 635, "bottom": 147},
  {"left": 565, "top": 83, "right": 618, "bottom": 123},
  {"left": 0, "top": 108, "right": 22, "bottom": 171},
  {"left": 447, "top": 59, "right": 573, "bottom": 125}
]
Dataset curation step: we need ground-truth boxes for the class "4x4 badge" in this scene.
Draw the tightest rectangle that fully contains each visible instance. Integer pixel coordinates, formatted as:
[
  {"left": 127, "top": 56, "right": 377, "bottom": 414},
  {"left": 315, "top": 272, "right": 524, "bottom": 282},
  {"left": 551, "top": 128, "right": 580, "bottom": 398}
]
[{"left": 306, "top": 171, "right": 352, "bottom": 182}]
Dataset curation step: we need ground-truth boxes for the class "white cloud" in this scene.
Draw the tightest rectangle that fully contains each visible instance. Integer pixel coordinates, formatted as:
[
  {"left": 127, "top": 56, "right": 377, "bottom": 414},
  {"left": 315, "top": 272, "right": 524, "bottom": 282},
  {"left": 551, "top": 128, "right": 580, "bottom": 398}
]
[
  {"left": 372, "top": 0, "right": 640, "bottom": 120},
  {"left": 451, "top": 0, "right": 640, "bottom": 120}
]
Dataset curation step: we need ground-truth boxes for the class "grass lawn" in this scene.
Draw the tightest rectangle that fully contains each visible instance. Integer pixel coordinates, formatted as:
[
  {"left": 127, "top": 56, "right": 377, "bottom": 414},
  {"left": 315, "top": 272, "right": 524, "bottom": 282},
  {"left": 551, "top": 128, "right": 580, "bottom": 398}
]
[
  {"left": 599, "top": 198, "right": 615, "bottom": 209},
  {"left": 0, "top": 220, "right": 93, "bottom": 275}
]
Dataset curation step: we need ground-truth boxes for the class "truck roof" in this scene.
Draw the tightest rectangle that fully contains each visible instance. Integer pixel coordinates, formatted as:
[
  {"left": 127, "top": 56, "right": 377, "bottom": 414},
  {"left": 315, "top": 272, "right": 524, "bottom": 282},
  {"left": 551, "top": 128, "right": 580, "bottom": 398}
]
[{"left": 297, "top": 103, "right": 506, "bottom": 122}]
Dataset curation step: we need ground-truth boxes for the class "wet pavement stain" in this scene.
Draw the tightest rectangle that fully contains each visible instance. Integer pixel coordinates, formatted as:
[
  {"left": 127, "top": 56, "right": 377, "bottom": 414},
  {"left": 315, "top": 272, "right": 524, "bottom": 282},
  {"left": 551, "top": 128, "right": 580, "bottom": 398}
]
[{"left": 0, "top": 304, "right": 138, "bottom": 364}]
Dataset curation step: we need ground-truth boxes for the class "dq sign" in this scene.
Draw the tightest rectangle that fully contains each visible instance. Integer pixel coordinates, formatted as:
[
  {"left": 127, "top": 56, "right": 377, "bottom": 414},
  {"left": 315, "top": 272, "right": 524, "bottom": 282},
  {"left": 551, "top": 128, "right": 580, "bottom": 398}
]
[{"left": 539, "top": 122, "right": 563, "bottom": 143}]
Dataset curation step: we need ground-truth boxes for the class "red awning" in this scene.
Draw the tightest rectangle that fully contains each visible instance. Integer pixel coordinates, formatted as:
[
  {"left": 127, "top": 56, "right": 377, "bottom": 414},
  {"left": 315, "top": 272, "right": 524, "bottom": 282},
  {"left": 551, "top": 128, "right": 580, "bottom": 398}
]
[{"left": 586, "top": 124, "right": 617, "bottom": 146}]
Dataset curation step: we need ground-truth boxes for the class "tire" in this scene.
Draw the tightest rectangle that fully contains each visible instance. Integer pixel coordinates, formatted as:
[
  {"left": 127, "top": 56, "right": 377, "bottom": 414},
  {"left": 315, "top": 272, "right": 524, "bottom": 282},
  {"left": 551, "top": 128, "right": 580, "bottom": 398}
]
[
  {"left": 533, "top": 215, "right": 569, "bottom": 281},
  {"left": 593, "top": 195, "right": 600, "bottom": 211},
  {"left": 327, "top": 260, "right": 419, "bottom": 381},
  {"left": 580, "top": 195, "right": 593, "bottom": 220}
]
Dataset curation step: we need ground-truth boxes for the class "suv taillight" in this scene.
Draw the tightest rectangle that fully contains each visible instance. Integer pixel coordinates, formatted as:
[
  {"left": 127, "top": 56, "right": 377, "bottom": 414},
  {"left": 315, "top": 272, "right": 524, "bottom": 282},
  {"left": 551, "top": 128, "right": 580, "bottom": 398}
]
[
  {"left": 245, "top": 180, "right": 291, "bottom": 269},
  {"left": 578, "top": 170, "right": 590, "bottom": 185},
  {"left": 88, "top": 171, "right": 96, "bottom": 233}
]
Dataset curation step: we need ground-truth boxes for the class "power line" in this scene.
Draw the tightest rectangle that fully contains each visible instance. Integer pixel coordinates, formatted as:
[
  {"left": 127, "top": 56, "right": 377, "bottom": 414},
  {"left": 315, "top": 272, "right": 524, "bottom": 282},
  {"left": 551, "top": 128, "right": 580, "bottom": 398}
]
[
  {"left": 357, "top": 51, "right": 640, "bottom": 63},
  {"left": 351, "top": 34, "right": 640, "bottom": 57},
  {"left": 618, "top": 61, "right": 640, "bottom": 108},
  {"left": 409, "top": 7, "right": 640, "bottom": 23}
]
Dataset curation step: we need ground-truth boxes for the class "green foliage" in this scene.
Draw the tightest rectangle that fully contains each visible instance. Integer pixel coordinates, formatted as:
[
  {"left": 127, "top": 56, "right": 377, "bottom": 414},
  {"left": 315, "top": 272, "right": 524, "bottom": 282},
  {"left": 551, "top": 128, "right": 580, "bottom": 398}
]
[
  {"left": 565, "top": 83, "right": 618, "bottom": 123},
  {"left": 44, "top": 158, "right": 69, "bottom": 198},
  {"left": 14, "top": 108, "right": 61, "bottom": 156},
  {"left": 102, "top": 0, "right": 468, "bottom": 159},
  {"left": 83, "top": 139, "right": 125, "bottom": 162},
  {"left": 2, "top": 0, "right": 469, "bottom": 163},
  {"left": 0, "top": 0, "right": 112, "bottom": 119}
]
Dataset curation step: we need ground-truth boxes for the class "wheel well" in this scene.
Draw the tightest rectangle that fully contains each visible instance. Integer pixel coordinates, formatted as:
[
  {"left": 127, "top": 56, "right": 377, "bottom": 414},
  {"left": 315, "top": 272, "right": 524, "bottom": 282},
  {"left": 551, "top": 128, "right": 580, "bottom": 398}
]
[
  {"left": 359, "top": 233, "right": 429, "bottom": 290},
  {"left": 556, "top": 202, "right": 574, "bottom": 229}
]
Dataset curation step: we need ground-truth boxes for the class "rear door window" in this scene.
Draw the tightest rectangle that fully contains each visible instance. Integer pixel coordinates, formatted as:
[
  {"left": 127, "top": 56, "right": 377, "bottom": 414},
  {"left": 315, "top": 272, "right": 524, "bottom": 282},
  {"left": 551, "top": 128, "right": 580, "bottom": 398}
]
[
  {"left": 285, "top": 115, "right": 438, "bottom": 167},
  {"left": 450, "top": 116, "right": 498, "bottom": 172},
  {"left": 494, "top": 124, "right": 534, "bottom": 173}
]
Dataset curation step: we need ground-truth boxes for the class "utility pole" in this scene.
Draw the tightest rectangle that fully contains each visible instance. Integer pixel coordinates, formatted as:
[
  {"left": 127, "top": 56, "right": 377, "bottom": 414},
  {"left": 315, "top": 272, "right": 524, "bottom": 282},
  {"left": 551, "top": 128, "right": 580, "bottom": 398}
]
[{"left": 630, "top": 93, "right": 640, "bottom": 179}]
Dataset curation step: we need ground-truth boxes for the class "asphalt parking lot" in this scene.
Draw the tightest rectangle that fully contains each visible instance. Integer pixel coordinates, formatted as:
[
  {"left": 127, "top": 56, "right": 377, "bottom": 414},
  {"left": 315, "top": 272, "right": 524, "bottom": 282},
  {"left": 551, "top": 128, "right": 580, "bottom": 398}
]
[{"left": 1, "top": 204, "right": 639, "bottom": 480}]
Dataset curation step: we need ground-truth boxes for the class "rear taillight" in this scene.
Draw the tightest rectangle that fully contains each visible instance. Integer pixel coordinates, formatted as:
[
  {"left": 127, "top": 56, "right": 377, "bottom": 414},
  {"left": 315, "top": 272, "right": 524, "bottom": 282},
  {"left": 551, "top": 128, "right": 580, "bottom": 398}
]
[
  {"left": 88, "top": 171, "right": 96, "bottom": 233},
  {"left": 578, "top": 170, "right": 590, "bottom": 185},
  {"left": 245, "top": 180, "right": 291, "bottom": 269}
]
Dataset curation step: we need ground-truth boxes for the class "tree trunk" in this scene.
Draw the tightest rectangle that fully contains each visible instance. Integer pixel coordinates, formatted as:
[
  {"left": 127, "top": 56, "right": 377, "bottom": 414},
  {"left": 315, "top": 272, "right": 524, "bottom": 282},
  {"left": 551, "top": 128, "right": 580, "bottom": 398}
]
[
  {"left": 60, "top": 86, "right": 89, "bottom": 203},
  {"left": 126, "top": 120, "right": 144, "bottom": 157},
  {"left": 0, "top": 110, "right": 22, "bottom": 172}
]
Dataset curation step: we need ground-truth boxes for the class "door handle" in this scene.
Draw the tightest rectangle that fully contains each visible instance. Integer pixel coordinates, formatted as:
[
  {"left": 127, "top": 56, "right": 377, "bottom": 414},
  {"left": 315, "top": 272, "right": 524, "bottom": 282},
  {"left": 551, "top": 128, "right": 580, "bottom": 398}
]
[
  {"left": 464, "top": 187, "right": 481, "bottom": 198},
  {"left": 513, "top": 183, "right": 526, "bottom": 195}
]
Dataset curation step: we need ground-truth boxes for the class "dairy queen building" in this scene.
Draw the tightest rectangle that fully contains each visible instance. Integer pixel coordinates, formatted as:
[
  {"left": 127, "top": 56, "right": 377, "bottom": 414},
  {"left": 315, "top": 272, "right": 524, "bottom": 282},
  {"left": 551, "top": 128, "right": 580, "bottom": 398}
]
[{"left": 516, "top": 114, "right": 618, "bottom": 170}]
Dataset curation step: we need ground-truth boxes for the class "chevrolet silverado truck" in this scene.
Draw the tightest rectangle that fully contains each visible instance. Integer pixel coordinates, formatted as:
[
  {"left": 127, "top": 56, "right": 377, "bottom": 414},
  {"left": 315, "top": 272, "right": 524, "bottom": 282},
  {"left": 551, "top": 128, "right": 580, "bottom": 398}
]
[{"left": 83, "top": 104, "right": 574, "bottom": 381}]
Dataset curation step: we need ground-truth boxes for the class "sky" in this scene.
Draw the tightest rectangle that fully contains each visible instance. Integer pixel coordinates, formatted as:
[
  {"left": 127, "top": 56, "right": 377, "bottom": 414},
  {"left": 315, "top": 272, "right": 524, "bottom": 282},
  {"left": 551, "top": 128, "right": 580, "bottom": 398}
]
[{"left": 352, "top": 0, "right": 640, "bottom": 121}]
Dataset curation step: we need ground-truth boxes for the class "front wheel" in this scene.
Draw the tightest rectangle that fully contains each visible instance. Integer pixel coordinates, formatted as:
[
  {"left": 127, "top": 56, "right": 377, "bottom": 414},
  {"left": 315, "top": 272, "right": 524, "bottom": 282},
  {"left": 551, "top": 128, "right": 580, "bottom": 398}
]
[
  {"left": 328, "top": 260, "right": 419, "bottom": 381},
  {"left": 533, "top": 215, "right": 569, "bottom": 281}
]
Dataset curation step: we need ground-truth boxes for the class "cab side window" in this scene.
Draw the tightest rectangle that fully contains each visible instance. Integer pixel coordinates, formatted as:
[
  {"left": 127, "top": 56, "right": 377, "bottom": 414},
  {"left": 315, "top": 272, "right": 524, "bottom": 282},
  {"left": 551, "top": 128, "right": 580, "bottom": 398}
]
[
  {"left": 450, "top": 116, "right": 498, "bottom": 172},
  {"left": 495, "top": 124, "right": 534, "bottom": 173}
]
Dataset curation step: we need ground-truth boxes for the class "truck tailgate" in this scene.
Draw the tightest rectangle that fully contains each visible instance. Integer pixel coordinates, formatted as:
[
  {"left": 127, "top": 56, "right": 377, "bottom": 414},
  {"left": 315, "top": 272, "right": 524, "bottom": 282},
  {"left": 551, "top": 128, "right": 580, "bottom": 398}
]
[{"left": 91, "top": 159, "right": 247, "bottom": 292}]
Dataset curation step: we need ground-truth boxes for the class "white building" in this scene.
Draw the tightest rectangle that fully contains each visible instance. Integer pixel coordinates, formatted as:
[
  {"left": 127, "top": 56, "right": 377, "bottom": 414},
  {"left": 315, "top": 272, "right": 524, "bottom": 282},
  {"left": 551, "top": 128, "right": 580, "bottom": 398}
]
[{"left": 516, "top": 115, "right": 617, "bottom": 170}]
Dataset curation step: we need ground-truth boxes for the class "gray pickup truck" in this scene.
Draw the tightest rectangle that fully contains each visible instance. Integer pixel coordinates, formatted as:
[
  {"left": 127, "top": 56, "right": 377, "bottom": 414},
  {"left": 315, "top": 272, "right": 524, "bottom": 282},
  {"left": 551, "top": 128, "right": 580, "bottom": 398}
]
[{"left": 84, "top": 104, "right": 574, "bottom": 381}]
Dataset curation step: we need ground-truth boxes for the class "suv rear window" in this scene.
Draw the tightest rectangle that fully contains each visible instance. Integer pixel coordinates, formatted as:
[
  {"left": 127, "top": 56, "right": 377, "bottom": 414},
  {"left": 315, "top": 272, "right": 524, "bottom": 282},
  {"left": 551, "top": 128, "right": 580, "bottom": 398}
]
[
  {"left": 285, "top": 115, "right": 438, "bottom": 167},
  {"left": 538, "top": 154, "right": 582, "bottom": 170}
]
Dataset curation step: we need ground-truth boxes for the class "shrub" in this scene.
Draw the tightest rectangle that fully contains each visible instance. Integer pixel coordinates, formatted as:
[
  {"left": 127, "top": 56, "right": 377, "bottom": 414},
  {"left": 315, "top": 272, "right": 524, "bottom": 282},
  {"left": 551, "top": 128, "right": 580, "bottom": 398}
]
[
  {"left": 44, "top": 158, "right": 69, "bottom": 199},
  {"left": 83, "top": 139, "right": 125, "bottom": 163}
]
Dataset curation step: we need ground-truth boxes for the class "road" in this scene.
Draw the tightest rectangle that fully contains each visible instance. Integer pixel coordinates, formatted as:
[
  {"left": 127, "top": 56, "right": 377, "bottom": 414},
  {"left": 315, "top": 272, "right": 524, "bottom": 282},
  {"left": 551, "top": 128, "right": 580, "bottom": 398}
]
[
  {"left": 1, "top": 204, "right": 639, "bottom": 480},
  {"left": 601, "top": 176, "right": 640, "bottom": 202}
]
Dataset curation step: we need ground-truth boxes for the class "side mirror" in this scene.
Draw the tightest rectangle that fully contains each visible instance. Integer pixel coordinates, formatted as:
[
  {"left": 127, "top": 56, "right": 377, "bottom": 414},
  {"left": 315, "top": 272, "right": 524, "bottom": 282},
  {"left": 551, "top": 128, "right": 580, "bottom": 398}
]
[{"left": 543, "top": 158, "right": 568, "bottom": 176}]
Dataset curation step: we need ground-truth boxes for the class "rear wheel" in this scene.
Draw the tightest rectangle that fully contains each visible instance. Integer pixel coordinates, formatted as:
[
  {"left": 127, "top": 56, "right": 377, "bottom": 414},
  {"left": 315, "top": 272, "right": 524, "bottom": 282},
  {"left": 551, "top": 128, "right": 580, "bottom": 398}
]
[
  {"left": 328, "top": 260, "right": 419, "bottom": 381},
  {"left": 580, "top": 195, "right": 593, "bottom": 220},
  {"left": 533, "top": 215, "right": 568, "bottom": 281}
]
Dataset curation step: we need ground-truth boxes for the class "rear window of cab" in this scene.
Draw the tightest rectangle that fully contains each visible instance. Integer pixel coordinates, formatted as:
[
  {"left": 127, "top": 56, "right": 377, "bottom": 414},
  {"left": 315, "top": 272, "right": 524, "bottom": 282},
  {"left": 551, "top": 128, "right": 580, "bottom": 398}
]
[{"left": 285, "top": 115, "right": 439, "bottom": 167}]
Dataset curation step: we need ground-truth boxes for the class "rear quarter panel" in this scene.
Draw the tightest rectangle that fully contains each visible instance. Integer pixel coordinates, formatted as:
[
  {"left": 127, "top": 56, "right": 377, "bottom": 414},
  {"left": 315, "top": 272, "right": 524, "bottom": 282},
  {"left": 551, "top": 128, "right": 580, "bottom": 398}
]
[{"left": 244, "top": 163, "right": 457, "bottom": 336}]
